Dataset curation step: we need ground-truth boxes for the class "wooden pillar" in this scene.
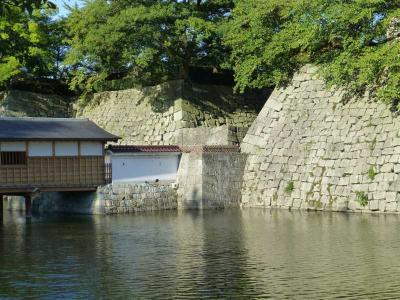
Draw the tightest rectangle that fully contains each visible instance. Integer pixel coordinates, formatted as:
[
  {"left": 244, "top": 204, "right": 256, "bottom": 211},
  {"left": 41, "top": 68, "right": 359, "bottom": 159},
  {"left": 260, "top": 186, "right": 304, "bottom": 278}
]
[
  {"left": 25, "top": 195, "right": 32, "bottom": 218},
  {"left": 0, "top": 195, "right": 3, "bottom": 218}
]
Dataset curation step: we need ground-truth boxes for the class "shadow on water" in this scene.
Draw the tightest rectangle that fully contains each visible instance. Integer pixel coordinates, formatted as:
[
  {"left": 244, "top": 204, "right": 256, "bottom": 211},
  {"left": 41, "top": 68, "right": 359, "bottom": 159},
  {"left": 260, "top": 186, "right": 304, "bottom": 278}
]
[
  {"left": 199, "top": 209, "right": 254, "bottom": 298},
  {"left": 0, "top": 211, "right": 108, "bottom": 299}
]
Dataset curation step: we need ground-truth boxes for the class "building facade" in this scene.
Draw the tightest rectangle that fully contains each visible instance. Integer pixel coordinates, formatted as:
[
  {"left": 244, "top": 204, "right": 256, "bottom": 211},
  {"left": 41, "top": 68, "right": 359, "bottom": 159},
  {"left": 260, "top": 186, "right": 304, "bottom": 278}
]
[{"left": 0, "top": 117, "right": 119, "bottom": 194}]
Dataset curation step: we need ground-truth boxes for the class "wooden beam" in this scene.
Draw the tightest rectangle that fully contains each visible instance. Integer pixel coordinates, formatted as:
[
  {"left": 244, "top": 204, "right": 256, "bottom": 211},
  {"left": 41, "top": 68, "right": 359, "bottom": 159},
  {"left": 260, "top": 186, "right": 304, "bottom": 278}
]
[
  {"left": 0, "top": 195, "right": 3, "bottom": 218},
  {"left": 25, "top": 195, "right": 32, "bottom": 218},
  {"left": 0, "top": 186, "right": 97, "bottom": 195}
]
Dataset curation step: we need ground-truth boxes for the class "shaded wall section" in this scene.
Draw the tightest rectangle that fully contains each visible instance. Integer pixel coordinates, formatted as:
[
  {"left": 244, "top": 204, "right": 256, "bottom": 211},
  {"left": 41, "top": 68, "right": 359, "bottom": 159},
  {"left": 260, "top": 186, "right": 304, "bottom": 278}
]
[{"left": 0, "top": 90, "right": 71, "bottom": 117}]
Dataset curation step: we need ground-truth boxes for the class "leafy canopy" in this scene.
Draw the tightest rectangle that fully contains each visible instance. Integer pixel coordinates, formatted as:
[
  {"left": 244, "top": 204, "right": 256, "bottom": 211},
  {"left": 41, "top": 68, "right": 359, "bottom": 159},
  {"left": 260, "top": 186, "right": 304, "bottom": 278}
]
[
  {"left": 65, "top": 0, "right": 233, "bottom": 93},
  {"left": 225, "top": 0, "right": 400, "bottom": 107},
  {"left": 5, "top": 0, "right": 400, "bottom": 109},
  {"left": 0, "top": 0, "right": 64, "bottom": 88}
]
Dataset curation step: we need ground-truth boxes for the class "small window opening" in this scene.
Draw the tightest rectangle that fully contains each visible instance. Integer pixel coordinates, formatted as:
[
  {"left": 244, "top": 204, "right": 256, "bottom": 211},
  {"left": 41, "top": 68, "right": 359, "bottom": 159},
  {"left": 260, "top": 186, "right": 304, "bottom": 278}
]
[{"left": 0, "top": 152, "right": 27, "bottom": 165}]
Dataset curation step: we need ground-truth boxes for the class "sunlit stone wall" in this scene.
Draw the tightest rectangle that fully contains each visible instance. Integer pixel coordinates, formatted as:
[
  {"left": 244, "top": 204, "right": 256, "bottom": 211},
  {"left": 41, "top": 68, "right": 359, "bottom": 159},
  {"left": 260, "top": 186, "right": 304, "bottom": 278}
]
[
  {"left": 177, "top": 146, "right": 246, "bottom": 209},
  {"left": 79, "top": 80, "right": 265, "bottom": 145},
  {"left": 27, "top": 183, "right": 178, "bottom": 214},
  {"left": 241, "top": 65, "right": 400, "bottom": 213},
  {"left": 99, "top": 183, "right": 178, "bottom": 214}
]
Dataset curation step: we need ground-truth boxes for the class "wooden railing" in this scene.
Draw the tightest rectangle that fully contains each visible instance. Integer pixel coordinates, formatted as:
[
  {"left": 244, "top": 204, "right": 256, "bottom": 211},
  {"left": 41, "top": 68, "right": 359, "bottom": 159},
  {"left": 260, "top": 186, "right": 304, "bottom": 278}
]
[
  {"left": 105, "top": 163, "right": 112, "bottom": 184},
  {"left": 0, "top": 156, "right": 108, "bottom": 190}
]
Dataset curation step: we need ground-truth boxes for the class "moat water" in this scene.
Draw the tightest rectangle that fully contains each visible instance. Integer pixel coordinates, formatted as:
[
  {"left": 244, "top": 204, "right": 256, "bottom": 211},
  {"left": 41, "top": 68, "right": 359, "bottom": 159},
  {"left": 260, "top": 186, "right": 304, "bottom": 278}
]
[{"left": 1, "top": 209, "right": 400, "bottom": 299}]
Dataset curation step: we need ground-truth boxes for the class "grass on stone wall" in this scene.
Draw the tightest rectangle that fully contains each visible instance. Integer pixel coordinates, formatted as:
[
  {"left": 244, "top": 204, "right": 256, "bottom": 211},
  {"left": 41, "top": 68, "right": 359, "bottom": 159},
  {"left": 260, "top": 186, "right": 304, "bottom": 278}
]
[
  {"left": 284, "top": 181, "right": 294, "bottom": 195},
  {"left": 367, "top": 166, "right": 377, "bottom": 181},
  {"left": 355, "top": 191, "right": 369, "bottom": 207}
]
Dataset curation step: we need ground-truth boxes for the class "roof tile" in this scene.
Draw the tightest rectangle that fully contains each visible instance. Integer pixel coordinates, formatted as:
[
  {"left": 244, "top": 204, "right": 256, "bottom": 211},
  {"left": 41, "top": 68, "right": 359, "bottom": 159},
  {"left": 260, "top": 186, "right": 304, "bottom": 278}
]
[{"left": 0, "top": 117, "right": 119, "bottom": 141}]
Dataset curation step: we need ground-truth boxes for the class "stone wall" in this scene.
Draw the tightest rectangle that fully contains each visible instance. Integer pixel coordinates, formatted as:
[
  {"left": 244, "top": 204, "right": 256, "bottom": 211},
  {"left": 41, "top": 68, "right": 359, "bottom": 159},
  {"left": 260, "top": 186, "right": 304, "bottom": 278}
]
[
  {"left": 0, "top": 90, "right": 71, "bottom": 117},
  {"left": 99, "top": 183, "right": 178, "bottom": 214},
  {"left": 202, "top": 152, "right": 246, "bottom": 208},
  {"left": 77, "top": 81, "right": 180, "bottom": 145},
  {"left": 174, "top": 125, "right": 248, "bottom": 146},
  {"left": 177, "top": 147, "right": 245, "bottom": 209},
  {"left": 241, "top": 65, "right": 400, "bottom": 213},
  {"left": 7, "top": 183, "right": 178, "bottom": 215},
  {"left": 79, "top": 80, "right": 267, "bottom": 145},
  {"left": 176, "top": 152, "right": 203, "bottom": 208}
]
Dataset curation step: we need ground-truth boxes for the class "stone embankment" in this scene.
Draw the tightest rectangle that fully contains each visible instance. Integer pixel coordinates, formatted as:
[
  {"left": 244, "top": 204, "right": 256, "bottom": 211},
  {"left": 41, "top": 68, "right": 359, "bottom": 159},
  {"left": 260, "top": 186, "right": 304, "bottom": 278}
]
[
  {"left": 177, "top": 146, "right": 245, "bottom": 209},
  {"left": 24, "top": 183, "right": 178, "bottom": 214},
  {"left": 241, "top": 65, "right": 400, "bottom": 213},
  {"left": 79, "top": 80, "right": 267, "bottom": 145},
  {"left": 0, "top": 90, "right": 71, "bottom": 117},
  {"left": 99, "top": 183, "right": 178, "bottom": 214}
]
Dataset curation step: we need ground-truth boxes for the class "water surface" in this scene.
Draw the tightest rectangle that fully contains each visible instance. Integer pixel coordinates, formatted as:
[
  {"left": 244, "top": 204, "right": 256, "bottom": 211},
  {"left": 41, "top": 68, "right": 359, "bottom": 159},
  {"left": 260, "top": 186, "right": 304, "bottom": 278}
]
[{"left": 1, "top": 209, "right": 400, "bottom": 299}]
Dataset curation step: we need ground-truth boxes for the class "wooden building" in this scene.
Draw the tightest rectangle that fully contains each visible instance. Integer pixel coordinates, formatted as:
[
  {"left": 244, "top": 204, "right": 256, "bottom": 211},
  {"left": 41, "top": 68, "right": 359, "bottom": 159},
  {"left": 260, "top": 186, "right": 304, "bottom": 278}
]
[{"left": 0, "top": 117, "right": 119, "bottom": 196}]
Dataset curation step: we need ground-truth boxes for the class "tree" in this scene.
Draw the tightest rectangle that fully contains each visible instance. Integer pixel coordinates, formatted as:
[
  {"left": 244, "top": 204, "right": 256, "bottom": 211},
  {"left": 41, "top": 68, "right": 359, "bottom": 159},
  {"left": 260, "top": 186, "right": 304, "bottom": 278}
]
[
  {"left": 45, "top": 18, "right": 70, "bottom": 81},
  {"left": 0, "top": 0, "right": 60, "bottom": 88},
  {"left": 65, "top": 0, "right": 233, "bottom": 93},
  {"left": 0, "top": 1, "right": 55, "bottom": 15},
  {"left": 225, "top": 0, "right": 400, "bottom": 108}
]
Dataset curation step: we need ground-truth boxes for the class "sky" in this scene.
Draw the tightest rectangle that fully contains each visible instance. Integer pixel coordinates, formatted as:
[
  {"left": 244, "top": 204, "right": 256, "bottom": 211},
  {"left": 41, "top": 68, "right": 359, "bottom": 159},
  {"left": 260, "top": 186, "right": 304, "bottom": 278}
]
[{"left": 53, "top": 0, "right": 84, "bottom": 17}]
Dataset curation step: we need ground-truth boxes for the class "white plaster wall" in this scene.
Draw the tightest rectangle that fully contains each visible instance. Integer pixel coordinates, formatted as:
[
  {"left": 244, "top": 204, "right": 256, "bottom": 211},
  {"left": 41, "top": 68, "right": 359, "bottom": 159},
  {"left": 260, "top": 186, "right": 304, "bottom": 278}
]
[
  {"left": 81, "top": 142, "right": 103, "bottom": 156},
  {"left": 55, "top": 142, "right": 78, "bottom": 156},
  {"left": 112, "top": 154, "right": 181, "bottom": 183},
  {"left": 0, "top": 142, "right": 26, "bottom": 151},
  {"left": 28, "top": 142, "right": 52, "bottom": 156}
]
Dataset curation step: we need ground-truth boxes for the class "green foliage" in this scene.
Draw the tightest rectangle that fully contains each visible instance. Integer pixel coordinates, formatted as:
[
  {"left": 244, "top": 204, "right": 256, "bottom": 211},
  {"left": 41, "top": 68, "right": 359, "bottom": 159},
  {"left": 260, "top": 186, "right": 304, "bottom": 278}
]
[
  {"left": 65, "top": 0, "right": 233, "bottom": 94},
  {"left": 0, "top": 0, "right": 65, "bottom": 88},
  {"left": 7, "top": 0, "right": 400, "bottom": 109},
  {"left": 367, "top": 166, "right": 377, "bottom": 181},
  {"left": 284, "top": 181, "right": 294, "bottom": 195},
  {"left": 225, "top": 0, "right": 400, "bottom": 107},
  {"left": 0, "top": 57, "right": 21, "bottom": 83},
  {"left": 355, "top": 191, "right": 369, "bottom": 207},
  {"left": 0, "top": 1, "right": 55, "bottom": 15}
]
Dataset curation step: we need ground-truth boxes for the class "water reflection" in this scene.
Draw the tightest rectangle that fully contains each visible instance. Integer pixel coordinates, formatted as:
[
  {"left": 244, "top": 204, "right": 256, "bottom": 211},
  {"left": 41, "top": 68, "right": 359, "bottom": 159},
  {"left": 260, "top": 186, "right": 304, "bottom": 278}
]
[{"left": 1, "top": 209, "right": 400, "bottom": 298}]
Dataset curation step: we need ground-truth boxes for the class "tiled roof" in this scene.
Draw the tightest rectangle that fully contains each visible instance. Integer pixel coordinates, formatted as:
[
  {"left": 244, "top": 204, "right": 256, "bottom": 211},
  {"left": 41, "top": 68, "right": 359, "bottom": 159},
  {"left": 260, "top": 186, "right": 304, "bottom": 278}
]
[
  {"left": 180, "top": 145, "right": 240, "bottom": 153},
  {"left": 0, "top": 117, "right": 119, "bottom": 141},
  {"left": 108, "top": 145, "right": 182, "bottom": 153},
  {"left": 108, "top": 145, "right": 240, "bottom": 153}
]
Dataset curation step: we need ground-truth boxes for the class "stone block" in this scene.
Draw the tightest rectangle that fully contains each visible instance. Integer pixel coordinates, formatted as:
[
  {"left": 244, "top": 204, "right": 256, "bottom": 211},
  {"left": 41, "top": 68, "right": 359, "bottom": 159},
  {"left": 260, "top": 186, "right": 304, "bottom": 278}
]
[
  {"left": 385, "top": 201, "right": 397, "bottom": 212},
  {"left": 267, "top": 98, "right": 283, "bottom": 112},
  {"left": 381, "top": 163, "right": 394, "bottom": 173}
]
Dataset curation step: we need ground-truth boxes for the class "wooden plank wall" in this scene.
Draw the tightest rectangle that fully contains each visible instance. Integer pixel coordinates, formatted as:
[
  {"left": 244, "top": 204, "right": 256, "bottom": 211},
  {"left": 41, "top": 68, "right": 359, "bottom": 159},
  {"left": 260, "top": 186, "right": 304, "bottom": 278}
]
[{"left": 0, "top": 156, "right": 106, "bottom": 188}]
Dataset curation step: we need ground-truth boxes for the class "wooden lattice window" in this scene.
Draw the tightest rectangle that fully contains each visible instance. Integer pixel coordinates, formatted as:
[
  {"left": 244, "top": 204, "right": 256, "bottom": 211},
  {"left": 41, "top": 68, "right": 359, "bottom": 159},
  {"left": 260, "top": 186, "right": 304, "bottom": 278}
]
[{"left": 0, "top": 152, "right": 27, "bottom": 165}]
